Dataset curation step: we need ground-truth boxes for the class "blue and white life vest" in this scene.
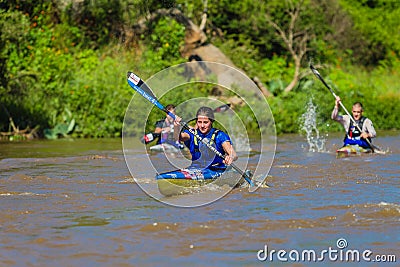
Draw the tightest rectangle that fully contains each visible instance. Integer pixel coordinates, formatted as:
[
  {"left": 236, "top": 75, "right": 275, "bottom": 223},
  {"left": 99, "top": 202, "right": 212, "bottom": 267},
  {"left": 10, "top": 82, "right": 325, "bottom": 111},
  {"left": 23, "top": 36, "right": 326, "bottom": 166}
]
[
  {"left": 184, "top": 128, "right": 227, "bottom": 169},
  {"left": 343, "top": 117, "right": 371, "bottom": 148}
]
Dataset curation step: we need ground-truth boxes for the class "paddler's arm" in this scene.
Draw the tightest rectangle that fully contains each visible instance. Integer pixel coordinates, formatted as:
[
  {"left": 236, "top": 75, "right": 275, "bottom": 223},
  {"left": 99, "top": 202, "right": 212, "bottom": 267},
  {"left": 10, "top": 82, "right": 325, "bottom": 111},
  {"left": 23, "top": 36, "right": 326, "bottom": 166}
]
[
  {"left": 331, "top": 96, "right": 341, "bottom": 120},
  {"left": 331, "top": 96, "right": 354, "bottom": 133},
  {"left": 361, "top": 119, "right": 376, "bottom": 139},
  {"left": 222, "top": 141, "right": 238, "bottom": 165},
  {"left": 154, "top": 120, "right": 164, "bottom": 134},
  {"left": 173, "top": 116, "right": 190, "bottom": 142}
]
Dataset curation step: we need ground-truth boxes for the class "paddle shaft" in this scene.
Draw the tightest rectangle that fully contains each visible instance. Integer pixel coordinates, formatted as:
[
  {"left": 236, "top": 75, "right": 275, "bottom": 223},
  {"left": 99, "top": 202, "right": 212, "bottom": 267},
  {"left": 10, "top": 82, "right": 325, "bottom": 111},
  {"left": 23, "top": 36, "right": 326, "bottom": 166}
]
[
  {"left": 127, "top": 72, "right": 254, "bottom": 185},
  {"left": 310, "top": 65, "right": 375, "bottom": 152}
]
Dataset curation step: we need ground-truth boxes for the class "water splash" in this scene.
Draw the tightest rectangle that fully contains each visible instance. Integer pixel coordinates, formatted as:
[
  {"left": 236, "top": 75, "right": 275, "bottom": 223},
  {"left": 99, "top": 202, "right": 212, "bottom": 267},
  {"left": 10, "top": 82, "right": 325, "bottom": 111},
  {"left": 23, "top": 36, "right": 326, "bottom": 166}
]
[
  {"left": 231, "top": 131, "right": 251, "bottom": 152},
  {"left": 299, "top": 98, "right": 326, "bottom": 152},
  {"left": 227, "top": 115, "right": 251, "bottom": 152}
]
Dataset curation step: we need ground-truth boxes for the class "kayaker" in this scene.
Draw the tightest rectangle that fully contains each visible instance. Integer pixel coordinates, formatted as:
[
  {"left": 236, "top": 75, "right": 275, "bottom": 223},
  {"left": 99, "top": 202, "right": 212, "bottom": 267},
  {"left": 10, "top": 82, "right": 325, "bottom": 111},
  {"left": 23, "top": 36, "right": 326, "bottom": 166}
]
[
  {"left": 331, "top": 96, "right": 376, "bottom": 148},
  {"left": 154, "top": 104, "right": 183, "bottom": 149},
  {"left": 174, "top": 106, "right": 238, "bottom": 168}
]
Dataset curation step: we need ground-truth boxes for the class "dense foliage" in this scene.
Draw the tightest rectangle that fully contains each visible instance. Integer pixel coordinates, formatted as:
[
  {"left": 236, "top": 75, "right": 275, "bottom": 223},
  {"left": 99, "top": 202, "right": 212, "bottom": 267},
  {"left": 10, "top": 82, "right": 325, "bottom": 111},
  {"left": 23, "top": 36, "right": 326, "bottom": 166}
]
[{"left": 0, "top": 0, "right": 399, "bottom": 139}]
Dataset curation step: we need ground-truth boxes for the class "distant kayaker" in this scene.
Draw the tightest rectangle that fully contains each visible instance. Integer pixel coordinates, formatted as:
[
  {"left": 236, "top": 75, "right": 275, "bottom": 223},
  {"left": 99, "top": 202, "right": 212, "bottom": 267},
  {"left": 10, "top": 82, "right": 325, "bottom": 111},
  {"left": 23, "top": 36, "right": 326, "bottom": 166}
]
[
  {"left": 331, "top": 96, "right": 376, "bottom": 148},
  {"left": 174, "top": 106, "right": 238, "bottom": 168},
  {"left": 154, "top": 104, "right": 183, "bottom": 148}
]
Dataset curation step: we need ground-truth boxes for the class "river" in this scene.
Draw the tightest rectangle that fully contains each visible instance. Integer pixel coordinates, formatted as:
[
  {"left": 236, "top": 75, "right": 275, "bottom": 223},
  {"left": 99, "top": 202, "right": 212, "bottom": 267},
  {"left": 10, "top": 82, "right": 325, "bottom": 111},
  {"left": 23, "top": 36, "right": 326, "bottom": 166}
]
[{"left": 0, "top": 132, "right": 398, "bottom": 266}]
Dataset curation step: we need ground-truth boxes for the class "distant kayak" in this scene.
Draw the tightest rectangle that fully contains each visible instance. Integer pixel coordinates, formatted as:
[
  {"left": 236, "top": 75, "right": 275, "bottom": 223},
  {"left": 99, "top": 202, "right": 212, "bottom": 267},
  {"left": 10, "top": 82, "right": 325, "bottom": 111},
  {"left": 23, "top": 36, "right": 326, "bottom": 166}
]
[
  {"left": 156, "top": 167, "right": 245, "bottom": 196},
  {"left": 336, "top": 145, "right": 373, "bottom": 158},
  {"left": 149, "top": 143, "right": 180, "bottom": 153}
]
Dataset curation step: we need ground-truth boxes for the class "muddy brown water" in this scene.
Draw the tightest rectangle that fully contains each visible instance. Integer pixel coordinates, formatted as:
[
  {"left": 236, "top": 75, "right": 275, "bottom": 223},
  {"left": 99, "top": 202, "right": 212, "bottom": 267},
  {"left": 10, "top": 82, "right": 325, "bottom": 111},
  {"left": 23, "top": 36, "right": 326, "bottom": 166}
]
[{"left": 0, "top": 133, "right": 398, "bottom": 266}]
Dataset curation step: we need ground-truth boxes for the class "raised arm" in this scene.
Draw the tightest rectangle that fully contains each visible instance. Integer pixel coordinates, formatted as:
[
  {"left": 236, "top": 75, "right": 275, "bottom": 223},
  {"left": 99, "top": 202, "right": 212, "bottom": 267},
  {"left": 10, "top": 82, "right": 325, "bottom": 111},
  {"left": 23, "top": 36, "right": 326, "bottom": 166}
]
[
  {"left": 173, "top": 115, "right": 190, "bottom": 142},
  {"left": 331, "top": 96, "right": 341, "bottom": 120},
  {"left": 331, "top": 96, "right": 347, "bottom": 125}
]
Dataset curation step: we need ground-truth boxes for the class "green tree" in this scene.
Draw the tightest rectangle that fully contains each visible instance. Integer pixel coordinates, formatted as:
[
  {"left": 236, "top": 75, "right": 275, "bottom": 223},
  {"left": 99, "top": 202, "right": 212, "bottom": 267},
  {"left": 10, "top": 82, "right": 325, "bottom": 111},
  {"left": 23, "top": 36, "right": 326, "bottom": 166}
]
[
  {"left": 0, "top": 0, "right": 399, "bottom": 138},
  {"left": 64, "top": 0, "right": 124, "bottom": 48},
  {"left": 339, "top": 0, "right": 400, "bottom": 66}
]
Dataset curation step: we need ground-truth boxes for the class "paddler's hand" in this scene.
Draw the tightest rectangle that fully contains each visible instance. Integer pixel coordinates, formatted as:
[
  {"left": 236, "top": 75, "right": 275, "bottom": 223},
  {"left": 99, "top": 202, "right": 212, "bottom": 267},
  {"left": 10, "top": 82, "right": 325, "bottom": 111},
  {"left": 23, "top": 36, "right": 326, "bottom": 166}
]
[
  {"left": 223, "top": 153, "right": 238, "bottom": 165},
  {"left": 223, "top": 155, "right": 234, "bottom": 165},
  {"left": 360, "top": 132, "right": 371, "bottom": 139},
  {"left": 173, "top": 115, "right": 182, "bottom": 126},
  {"left": 335, "top": 96, "right": 341, "bottom": 108}
]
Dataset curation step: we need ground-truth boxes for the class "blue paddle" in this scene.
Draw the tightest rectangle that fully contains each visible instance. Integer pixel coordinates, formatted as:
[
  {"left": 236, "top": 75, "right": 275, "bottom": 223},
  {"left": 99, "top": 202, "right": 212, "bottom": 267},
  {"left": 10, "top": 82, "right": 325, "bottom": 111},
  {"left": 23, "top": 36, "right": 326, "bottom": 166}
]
[
  {"left": 141, "top": 104, "right": 231, "bottom": 144},
  {"left": 127, "top": 71, "right": 254, "bottom": 186}
]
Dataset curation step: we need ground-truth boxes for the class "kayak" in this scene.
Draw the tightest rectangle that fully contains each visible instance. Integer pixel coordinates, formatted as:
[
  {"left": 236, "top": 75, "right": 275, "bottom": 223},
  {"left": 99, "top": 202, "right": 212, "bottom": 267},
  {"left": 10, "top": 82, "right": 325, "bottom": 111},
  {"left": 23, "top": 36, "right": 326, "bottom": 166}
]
[
  {"left": 150, "top": 143, "right": 180, "bottom": 153},
  {"left": 336, "top": 145, "right": 373, "bottom": 158},
  {"left": 156, "top": 166, "right": 244, "bottom": 196}
]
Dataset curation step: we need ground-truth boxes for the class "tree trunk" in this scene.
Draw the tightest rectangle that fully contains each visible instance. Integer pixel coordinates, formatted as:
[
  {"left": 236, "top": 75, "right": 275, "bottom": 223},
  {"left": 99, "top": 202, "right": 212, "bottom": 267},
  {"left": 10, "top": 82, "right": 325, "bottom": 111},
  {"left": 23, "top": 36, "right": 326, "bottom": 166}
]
[{"left": 130, "top": 8, "right": 272, "bottom": 98}]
